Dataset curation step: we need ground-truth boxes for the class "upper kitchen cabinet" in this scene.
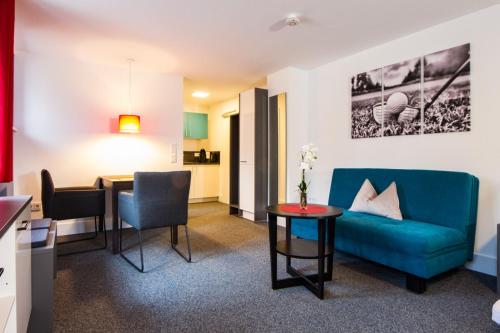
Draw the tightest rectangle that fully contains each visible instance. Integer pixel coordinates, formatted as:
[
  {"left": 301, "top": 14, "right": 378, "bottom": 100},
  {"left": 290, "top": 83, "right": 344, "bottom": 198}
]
[{"left": 184, "top": 112, "right": 208, "bottom": 139}]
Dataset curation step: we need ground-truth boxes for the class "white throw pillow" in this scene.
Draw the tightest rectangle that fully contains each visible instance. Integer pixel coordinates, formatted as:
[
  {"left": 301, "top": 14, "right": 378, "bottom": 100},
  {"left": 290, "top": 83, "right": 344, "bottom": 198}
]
[
  {"left": 349, "top": 179, "right": 403, "bottom": 220},
  {"left": 349, "top": 179, "right": 377, "bottom": 212}
]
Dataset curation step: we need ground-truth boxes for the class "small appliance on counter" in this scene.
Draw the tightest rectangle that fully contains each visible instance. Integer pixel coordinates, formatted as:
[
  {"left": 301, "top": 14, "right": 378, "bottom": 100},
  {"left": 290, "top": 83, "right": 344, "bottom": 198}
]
[
  {"left": 199, "top": 149, "right": 207, "bottom": 163},
  {"left": 209, "top": 151, "right": 220, "bottom": 163},
  {"left": 183, "top": 150, "right": 220, "bottom": 165}
]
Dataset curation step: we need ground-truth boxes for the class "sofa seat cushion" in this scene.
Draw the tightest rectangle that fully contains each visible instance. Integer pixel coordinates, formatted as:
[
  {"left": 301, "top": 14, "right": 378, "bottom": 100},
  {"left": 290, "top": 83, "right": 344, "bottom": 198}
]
[
  {"left": 337, "top": 211, "right": 466, "bottom": 256},
  {"left": 292, "top": 210, "right": 467, "bottom": 257}
]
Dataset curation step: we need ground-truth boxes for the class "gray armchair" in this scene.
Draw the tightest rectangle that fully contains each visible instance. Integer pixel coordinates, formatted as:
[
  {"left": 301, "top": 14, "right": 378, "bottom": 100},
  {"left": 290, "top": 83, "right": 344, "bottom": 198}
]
[{"left": 118, "top": 171, "right": 191, "bottom": 272}]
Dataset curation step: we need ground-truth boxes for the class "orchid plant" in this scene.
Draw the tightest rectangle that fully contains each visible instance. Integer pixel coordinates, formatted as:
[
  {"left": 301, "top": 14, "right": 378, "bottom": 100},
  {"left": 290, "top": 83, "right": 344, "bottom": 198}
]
[{"left": 298, "top": 143, "right": 318, "bottom": 208}]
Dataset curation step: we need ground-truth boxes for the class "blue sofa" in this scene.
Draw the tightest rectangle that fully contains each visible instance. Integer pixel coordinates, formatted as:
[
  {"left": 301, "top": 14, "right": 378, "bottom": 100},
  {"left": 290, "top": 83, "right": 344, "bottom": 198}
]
[{"left": 291, "top": 168, "right": 479, "bottom": 293}]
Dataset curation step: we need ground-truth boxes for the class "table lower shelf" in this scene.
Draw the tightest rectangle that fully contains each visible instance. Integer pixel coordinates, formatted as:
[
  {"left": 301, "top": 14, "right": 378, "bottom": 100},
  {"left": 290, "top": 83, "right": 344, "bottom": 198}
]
[{"left": 275, "top": 239, "right": 333, "bottom": 259}]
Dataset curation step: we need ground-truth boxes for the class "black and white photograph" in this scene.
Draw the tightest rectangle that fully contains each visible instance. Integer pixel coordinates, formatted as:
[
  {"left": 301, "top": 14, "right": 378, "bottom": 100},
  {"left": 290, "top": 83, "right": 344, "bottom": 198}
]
[
  {"left": 423, "top": 43, "right": 471, "bottom": 134},
  {"left": 351, "top": 68, "right": 382, "bottom": 138},
  {"left": 382, "top": 57, "right": 422, "bottom": 136}
]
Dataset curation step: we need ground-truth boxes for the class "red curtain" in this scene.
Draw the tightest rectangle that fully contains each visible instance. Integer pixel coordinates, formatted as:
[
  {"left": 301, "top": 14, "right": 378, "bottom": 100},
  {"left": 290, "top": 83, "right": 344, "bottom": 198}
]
[{"left": 0, "top": 0, "right": 15, "bottom": 182}]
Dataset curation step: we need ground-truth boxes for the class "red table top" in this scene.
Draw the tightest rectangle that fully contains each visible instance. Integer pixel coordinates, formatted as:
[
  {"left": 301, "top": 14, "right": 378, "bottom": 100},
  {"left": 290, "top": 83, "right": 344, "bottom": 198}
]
[{"left": 280, "top": 204, "right": 329, "bottom": 214}]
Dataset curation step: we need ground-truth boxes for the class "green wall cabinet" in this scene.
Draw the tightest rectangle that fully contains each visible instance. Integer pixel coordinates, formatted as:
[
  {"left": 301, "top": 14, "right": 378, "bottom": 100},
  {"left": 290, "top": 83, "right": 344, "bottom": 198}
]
[{"left": 184, "top": 112, "right": 208, "bottom": 139}]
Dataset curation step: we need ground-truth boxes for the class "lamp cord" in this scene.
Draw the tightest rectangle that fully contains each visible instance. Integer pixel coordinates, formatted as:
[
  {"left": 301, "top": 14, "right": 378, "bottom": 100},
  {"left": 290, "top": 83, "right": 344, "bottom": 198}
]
[{"left": 128, "top": 59, "right": 133, "bottom": 115}]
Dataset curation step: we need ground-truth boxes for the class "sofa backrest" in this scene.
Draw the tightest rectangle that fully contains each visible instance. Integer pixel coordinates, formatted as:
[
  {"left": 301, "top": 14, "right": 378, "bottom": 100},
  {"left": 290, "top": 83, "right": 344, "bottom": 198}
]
[{"left": 328, "top": 168, "right": 479, "bottom": 259}]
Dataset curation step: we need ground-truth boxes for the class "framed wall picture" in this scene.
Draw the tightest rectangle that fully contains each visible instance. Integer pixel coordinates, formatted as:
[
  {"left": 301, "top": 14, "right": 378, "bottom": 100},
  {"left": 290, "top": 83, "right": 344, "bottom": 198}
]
[
  {"left": 351, "top": 68, "right": 382, "bottom": 139},
  {"left": 382, "top": 57, "right": 421, "bottom": 136},
  {"left": 423, "top": 44, "right": 471, "bottom": 134},
  {"left": 350, "top": 43, "right": 471, "bottom": 139}
]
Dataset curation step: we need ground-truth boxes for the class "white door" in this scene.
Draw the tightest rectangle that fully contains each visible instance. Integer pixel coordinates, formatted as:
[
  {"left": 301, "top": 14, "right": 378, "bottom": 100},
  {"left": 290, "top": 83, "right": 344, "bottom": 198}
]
[
  {"left": 239, "top": 163, "right": 254, "bottom": 213},
  {"left": 239, "top": 89, "right": 255, "bottom": 165}
]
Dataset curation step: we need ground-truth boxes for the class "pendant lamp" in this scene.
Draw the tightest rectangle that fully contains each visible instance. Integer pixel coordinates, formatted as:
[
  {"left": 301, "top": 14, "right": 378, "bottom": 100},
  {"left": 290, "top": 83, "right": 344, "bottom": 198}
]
[{"left": 119, "top": 59, "right": 140, "bottom": 133}]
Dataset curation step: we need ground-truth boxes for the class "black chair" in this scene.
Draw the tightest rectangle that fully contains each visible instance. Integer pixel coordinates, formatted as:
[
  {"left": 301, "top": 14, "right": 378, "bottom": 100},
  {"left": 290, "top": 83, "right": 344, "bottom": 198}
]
[
  {"left": 118, "top": 171, "right": 191, "bottom": 272},
  {"left": 41, "top": 169, "right": 106, "bottom": 255}
]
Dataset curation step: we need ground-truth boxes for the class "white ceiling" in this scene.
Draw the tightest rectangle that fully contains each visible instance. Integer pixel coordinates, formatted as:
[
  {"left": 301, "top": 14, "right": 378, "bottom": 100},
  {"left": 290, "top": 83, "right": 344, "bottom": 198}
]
[{"left": 16, "top": 0, "right": 500, "bottom": 106}]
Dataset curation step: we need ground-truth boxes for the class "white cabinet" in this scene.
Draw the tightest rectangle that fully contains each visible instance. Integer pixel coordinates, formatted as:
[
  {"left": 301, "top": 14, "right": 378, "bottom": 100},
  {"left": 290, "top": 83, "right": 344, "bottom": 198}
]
[
  {"left": 238, "top": 88, "right": 268, "bottom": 221},
  {"left": 183, "top": 165, "right": 220, "bottom": 201},
  {"left": 196, "top": 165, "right": 219, "bottom": 198},
  {"left": 239, "top": 88, "right": 256, "bottom": 218},
  {"left": 239, "top": 89, "right": 255, "bottom": 165},
  {"left": 0, "top": 196, "right": 32, "bottom": 333},
  {"left": 239, "top": 163, "right": 254, "bottom": 213}
]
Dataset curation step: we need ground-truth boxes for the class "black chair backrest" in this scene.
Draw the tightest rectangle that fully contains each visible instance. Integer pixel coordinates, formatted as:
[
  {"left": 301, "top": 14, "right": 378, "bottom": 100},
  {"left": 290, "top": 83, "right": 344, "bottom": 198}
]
[
  {"left": 41, "top": 169, "right": 55, "bottom": 218},
  {"left": 133, "top": 171, "right": 191, "bottom": 229}
]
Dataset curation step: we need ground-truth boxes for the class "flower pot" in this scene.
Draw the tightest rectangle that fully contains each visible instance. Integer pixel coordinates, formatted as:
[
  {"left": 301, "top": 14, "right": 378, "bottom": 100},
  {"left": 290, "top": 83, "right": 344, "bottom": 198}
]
[{"left": 300, "top": 192, "right": 307, "bottom": 210}]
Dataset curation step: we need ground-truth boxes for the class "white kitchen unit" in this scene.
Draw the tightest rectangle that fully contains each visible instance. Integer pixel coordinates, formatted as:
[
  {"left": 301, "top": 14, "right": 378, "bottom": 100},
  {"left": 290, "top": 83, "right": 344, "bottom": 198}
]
[
  {"left": 0, "top": 196, "right": 32, "bottom": 333},
  {"left": 238, "top": 88, "right": 268, "bottom": 221},
  {"left": 183, "top": 165, "right": 220, "bottom": 202}
]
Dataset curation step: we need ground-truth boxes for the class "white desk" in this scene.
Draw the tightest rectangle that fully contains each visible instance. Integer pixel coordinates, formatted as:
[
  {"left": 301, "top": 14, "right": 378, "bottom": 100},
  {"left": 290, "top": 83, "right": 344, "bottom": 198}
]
[{"left": 0, "top": 196, "right": 32, "bottom": 333}]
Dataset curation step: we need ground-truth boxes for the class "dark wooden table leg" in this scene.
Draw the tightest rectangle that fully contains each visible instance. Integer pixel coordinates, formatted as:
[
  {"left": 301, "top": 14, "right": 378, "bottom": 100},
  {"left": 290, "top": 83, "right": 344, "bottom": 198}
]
[
  {"left": 268, "top": 213, "right": 278, "bottom": 289},
  {"left": 171, "top": 225, "right": 178, "bottom": 245},
  {"left": 327, "top": 216, "right": 335, "bottom": 279},
  {"left": 317, "top": 218, "right": 326, "bottom": 299},
  {"left": 97, "top": 177, "right": 104, "bottom": 232},
  {"left": 111, "top": 186, "right": 120, "bottom": 254},
  {"left": 98, "top": 215, "right": 104, "bottom": 232},
  {"left": 286, "top": 217, "right": 292, "bottom": 274}
]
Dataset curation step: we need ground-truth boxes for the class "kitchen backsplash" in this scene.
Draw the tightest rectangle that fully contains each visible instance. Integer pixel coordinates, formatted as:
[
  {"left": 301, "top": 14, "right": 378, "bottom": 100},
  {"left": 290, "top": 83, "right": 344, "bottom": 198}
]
[{"left": 183, "top": 150, "right": 220, "bottom": 165}]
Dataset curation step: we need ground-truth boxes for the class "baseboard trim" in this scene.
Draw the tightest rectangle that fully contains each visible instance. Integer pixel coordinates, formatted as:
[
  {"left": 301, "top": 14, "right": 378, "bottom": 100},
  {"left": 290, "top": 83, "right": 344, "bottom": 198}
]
[
  {"left": 466, "top": 252, "right": 496, "bottom": 276},
  {"left": 189, "top": 197, "right": 218, "bottom": 203},
  {"left": 241, "top": 211, "right": 255, "bottom": 221},
  {"left": 56, "top": 217, "right": 131, "bottom": 236}
]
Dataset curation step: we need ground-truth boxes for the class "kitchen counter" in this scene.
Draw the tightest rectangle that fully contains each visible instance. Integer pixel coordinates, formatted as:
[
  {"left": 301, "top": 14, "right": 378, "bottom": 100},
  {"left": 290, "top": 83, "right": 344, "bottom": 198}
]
[
  {"left": 183, "top": 162, "right": 220, "bottom": 165},
  {"left": 0, "top": 195, "right": 32, "bottom": 239}
]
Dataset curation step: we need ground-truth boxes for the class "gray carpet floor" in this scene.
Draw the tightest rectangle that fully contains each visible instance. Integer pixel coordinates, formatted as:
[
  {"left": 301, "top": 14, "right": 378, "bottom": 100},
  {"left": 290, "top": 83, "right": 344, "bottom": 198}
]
[{"left": 54, "top": 202, "right": 499, "bottom": 332}]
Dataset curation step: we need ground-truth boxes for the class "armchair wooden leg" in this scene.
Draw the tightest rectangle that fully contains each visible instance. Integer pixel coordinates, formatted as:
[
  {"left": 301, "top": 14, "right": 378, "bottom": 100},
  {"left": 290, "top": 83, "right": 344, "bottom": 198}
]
[
  {"left": 119, "top": 218, "right": 145, "bottom": 272},
  {"left": 171, "top": 225, "right": 192, "bottom": 263}
]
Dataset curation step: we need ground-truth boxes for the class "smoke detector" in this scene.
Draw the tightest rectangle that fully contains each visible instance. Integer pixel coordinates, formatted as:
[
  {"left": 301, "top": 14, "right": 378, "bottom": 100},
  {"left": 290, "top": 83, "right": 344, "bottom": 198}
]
[{"left": 285, "top": 15, "right": 300, "bottom": 27}]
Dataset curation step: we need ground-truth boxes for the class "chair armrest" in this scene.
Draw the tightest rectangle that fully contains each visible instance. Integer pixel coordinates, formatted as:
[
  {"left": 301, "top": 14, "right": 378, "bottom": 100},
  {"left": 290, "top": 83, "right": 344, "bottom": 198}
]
[
  {"left": 118, "top": 191, "right": 138, "bottom": 229},
  {"left": 55, "top": 186, "right": 99, "bottom": 192}
]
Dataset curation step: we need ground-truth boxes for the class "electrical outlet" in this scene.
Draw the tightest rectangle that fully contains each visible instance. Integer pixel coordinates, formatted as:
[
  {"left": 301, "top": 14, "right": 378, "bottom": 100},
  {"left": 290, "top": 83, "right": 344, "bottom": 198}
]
[{"left": 31, "top": 202, "right": 41, "bottom": 212}]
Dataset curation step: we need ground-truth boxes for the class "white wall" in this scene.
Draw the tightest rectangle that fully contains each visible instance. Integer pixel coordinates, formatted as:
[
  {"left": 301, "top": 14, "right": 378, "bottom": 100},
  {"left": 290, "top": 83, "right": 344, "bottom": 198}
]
[
  {"left": 208, "top": 97, "right": 238, "bottom": 204},
  {"left": 267, "top": 67, "right": 310, "bottom": 203},
  {"left": 14, "top": 52, "right": 184, "bottom": 233},
  {"left": 269, "top": 6, "right": 500, "bottom": 275}
]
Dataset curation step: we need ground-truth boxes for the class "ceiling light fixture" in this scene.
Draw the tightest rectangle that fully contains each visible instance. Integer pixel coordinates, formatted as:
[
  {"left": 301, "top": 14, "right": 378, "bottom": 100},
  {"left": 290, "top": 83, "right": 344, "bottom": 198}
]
[
  {"left": 119, "top": 58, "right": 140, "bottom": 133},
  {"left": 285, "top": 14, "right": 300, "bottom": 27},
  {"left": 192, "top": 91, "right": 210, "bottom": 98}
]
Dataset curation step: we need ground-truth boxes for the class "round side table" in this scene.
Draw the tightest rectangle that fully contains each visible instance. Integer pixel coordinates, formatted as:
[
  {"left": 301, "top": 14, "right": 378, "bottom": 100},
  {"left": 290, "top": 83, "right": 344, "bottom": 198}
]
[{"left": 266, "top": 204, "right": 343, "bottom": 299}]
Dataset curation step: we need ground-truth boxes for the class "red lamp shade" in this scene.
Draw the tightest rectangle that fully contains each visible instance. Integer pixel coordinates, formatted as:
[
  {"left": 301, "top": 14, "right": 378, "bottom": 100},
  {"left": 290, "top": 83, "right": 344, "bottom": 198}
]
[{"left": 119, "top": 114, "right": 140, "bottom": 133}]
